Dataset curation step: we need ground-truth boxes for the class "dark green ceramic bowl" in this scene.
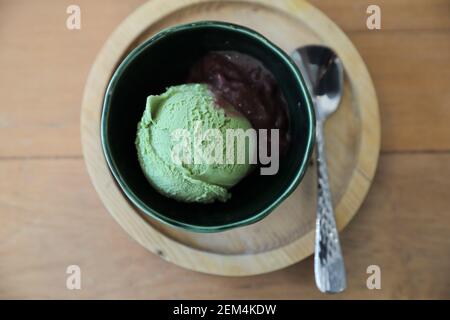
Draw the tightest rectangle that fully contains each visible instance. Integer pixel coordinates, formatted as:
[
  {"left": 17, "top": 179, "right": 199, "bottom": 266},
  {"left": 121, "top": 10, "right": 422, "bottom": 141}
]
[{"left": 102, "top": 21, "right": 315, "bottom": 233}]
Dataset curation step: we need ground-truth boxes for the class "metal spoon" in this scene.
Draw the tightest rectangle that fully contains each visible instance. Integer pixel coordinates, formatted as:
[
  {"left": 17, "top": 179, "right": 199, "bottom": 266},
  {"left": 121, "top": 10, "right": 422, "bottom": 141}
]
[{"left": 292, "top": 45, "right": 346, "bottom": 293}]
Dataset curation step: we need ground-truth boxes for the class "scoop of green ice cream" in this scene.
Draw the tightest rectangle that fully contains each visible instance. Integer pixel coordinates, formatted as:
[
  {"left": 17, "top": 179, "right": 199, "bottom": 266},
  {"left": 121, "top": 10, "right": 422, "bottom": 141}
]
[{"left": 136, "top": 84, "right": 254, "bottom": 203}]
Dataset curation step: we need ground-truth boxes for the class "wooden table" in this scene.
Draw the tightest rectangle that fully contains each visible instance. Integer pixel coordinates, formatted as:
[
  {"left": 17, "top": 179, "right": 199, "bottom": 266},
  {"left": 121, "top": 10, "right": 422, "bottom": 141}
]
[{"left": 0, "top": 0, "right": 449, "bottom": 299}]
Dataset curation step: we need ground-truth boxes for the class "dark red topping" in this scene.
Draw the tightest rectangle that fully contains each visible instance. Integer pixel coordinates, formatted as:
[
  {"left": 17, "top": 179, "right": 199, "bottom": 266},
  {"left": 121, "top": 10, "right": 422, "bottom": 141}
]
[{"left": 187, "top": 51, "right": 290, "bottom": 155}]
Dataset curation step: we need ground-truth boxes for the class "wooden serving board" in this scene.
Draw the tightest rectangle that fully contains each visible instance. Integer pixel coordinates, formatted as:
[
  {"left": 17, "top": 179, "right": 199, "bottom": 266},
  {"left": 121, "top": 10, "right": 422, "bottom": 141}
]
[{"left": 81, "top": 0, "right": 380, "bottom": 276}]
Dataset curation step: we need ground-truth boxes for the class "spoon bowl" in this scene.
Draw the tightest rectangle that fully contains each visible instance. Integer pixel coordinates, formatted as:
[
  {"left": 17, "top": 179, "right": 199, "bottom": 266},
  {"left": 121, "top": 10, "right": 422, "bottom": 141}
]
[{"left": 292, "top": 45, "right": 344, "bottom": 120}]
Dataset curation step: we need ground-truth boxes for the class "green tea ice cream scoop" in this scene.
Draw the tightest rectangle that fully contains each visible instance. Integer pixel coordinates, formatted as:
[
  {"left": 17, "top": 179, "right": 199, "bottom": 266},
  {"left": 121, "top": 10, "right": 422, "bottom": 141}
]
[{"left": 136, "top": 84, "right": 254, "bottom": 203}]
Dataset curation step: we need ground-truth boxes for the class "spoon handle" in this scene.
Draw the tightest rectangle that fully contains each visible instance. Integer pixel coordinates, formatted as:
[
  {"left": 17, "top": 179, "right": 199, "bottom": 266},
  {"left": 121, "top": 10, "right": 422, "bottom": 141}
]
[{"left": 314, "top": 120, "right": 347, "bottom": 293}]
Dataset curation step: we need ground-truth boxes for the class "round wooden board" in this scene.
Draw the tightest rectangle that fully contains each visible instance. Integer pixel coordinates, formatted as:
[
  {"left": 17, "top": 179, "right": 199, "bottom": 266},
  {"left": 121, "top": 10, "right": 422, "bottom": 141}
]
[{"left": 81, "top": 0, "right": 380, "bottom": 276}]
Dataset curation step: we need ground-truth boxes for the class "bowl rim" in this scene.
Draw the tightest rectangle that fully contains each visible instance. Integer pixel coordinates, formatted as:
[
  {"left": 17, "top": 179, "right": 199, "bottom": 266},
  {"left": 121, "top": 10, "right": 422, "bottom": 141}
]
[{"left": 101, "top": 21, "right": 315, "bottom": 233}]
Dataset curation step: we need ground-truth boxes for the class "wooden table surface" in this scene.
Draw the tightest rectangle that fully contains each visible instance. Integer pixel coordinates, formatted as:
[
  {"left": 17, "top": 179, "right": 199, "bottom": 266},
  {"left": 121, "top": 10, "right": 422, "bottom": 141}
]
[{"left": 1, "top": 0, "right": 449, "bottom": 299}]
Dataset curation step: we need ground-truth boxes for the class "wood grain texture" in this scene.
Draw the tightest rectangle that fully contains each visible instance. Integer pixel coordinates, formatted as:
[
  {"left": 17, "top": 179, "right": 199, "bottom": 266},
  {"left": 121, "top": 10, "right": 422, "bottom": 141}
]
[
  {"left": 0, "top": 155, "right": 448, "bottom": 299},
  {"left": 352, "top": 31, "right": 450, "bottom": 152},
  {"left": 0, "top": 0, "right": 449, "bottom": 157},
  {"left": 311, "top": 0, "right": 450, "bottom": 31},
  {"left": 0, "top": 0, "right": 449, "bottom": 298}
]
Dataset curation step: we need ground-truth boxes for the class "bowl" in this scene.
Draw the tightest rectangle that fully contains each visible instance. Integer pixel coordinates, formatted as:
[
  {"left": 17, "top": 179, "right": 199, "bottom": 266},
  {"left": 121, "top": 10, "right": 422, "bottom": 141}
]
[{"left": 101, "top": 21, "right": 315, "bottom": 233}]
